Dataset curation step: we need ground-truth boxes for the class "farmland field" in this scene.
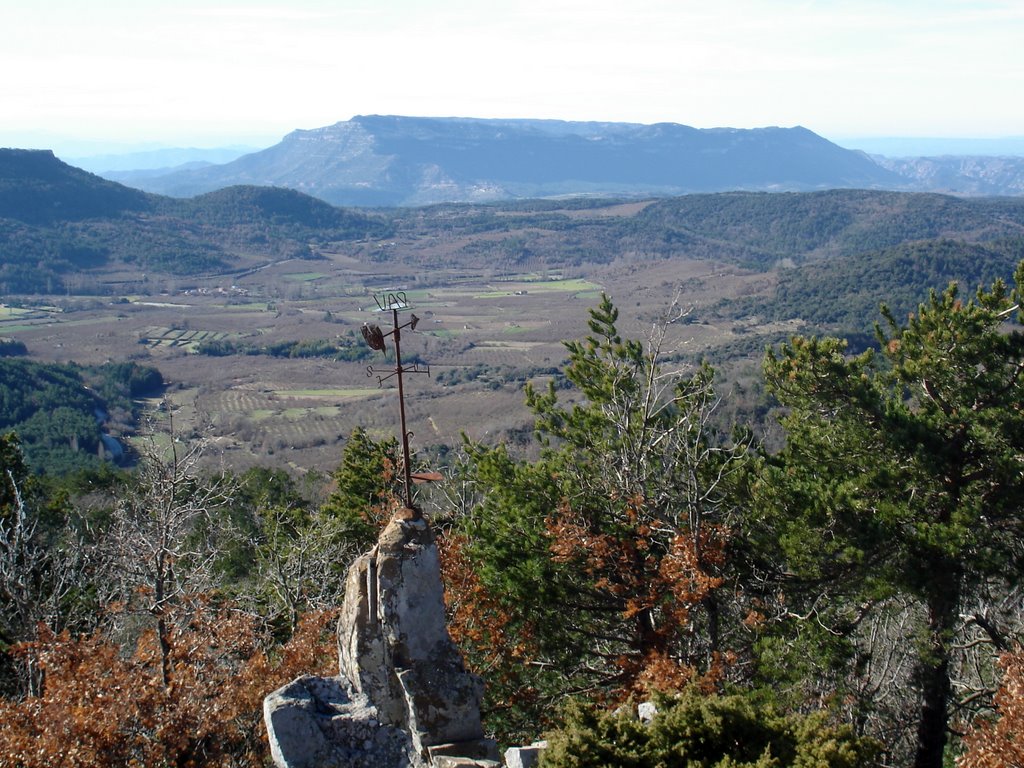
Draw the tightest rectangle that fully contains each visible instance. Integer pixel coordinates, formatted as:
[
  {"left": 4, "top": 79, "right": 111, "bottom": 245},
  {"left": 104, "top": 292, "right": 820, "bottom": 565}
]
[
  {"left": 0, "top": 199, "right": 790, "bottom": 473},
  {"left": 6, "top": 258, "right": 766, "bottom": 472}
]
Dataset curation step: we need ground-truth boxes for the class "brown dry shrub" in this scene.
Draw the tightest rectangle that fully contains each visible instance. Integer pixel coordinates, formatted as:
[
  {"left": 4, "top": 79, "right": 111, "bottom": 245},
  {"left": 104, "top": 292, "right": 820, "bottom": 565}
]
[
  {"left": 958, "top": 648, "right": 1024, "bottom": 768},
  {"left": 0, "top": 600, "right": 338, "bottom": 768}
]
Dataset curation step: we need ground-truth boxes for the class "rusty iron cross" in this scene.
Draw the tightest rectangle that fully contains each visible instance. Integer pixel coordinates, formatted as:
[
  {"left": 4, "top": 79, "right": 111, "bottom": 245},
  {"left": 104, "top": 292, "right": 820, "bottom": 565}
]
[{"left": 360, "top": 290, "right": 435, "bottom": 514}]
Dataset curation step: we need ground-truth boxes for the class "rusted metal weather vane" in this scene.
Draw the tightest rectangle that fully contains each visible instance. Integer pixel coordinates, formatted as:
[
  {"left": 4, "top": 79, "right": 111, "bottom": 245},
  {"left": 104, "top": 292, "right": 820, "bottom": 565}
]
[{"left": 361, "top": 290, "right": 436, "bottom": 516}]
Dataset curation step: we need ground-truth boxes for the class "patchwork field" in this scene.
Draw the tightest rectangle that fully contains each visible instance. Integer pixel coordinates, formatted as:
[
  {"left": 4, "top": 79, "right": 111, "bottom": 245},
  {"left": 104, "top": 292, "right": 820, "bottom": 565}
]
[{"left": 5, "top": 239, "right": 774, "bottom": 473}]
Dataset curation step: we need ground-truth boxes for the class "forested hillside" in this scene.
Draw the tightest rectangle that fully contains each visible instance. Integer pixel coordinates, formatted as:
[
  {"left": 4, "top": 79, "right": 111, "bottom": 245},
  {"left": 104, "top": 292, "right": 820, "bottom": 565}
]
[
  {"left": 731, "top": 236, "right": 1024, "bottom": 331},
  {"left": 0, "top": 149, "right": 153, "bottom": 224},
  {"left": 0, "top": 358, "right": 161, "bottom": 473},
  {"left": 0, "top": 149, "right": 393, "bottom": 293},
  {"left": 626, "top": 190, "right": 1024, "bottom": 266},
  {"left": 6, "top": 148, "right": 1024, "bottom": 333}
]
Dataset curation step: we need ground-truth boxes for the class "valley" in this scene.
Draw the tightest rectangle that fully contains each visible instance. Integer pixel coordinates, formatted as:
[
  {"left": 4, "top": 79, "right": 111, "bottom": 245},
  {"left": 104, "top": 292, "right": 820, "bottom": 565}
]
[
  {"left": 2, "top": 241, "right": 768, "bottom": 474},
  {"left": 4, "top": 148, "right": 1024, "bottom": 475}
]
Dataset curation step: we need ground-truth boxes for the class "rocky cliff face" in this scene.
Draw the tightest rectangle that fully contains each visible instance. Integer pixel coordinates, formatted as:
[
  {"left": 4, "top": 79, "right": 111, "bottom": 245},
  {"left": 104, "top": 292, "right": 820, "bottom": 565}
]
[{"left": 874, "top": 154, "right": 1024, "bottom": 196}]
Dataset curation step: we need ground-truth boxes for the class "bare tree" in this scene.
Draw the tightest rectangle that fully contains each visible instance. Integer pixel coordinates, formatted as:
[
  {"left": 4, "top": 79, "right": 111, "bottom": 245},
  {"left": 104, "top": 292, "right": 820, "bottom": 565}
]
[
  {"left": 1, "top": 463, "right": 95, "bottom": 696},
  {"left": 99, "top": 410, "right": 234, "bottom": 688},
  {"left": 244, "top": 503, "right": 366, "bottom": 630}
]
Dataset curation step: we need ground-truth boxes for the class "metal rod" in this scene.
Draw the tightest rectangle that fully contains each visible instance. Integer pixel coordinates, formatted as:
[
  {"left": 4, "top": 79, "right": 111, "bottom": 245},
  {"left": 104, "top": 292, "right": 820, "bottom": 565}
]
[{"left": 392, "top": 306, "right": 415, "bottom": 511}]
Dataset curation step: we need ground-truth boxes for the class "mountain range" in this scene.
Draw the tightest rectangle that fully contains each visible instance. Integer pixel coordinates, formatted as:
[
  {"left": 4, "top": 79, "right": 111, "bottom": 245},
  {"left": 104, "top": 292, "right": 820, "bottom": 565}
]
[
  {"left": 65, "top": 146, "right": 259, "bottom": 174},
  {"left": 98, "top": 115, "right": 906, "bottom": 206},
  {"left": 92, "top": 116, "right": 1024, "bottom": 206}
]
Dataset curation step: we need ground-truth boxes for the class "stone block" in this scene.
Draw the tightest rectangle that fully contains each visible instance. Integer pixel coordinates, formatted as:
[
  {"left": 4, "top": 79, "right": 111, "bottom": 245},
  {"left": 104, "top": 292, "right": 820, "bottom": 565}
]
[
  {"left": 264, "top": 675, "right": 424, "bottom": 768},
  {"left": 638, "top": 701, "right": 658, "bottom": 724},
  {"left": 268, "top": 512, "right": 488, "bottom": 768},
  {"left": 427, "top": 739, "right": 500, "bottom": 762},
  {"left": 504, "top": 744, "right": 547, "bottom": 768},
  {"left": 431, "top": 759, "right": 500, "bottom": 768}
]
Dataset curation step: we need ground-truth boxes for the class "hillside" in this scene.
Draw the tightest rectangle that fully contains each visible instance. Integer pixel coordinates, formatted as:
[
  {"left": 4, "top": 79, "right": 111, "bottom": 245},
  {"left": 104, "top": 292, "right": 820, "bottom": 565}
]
[
  {"left": 109, "top": 115, "right": 902, "bottom": 206},
  {"left": 6, "top": 148, "right": 1024, "bottom": 303},
  {"left": 0, "top": 149, "right": 154, "bottom": 224},
  {"left": 366, "top": 190, "right": 1024, "bottom": 276},
  {"left": 726, "top": 237, "right": 1024, "bottom": 335},
  {"left": 0, "top": 150, "right": 393, "bottom": 293},
  {"left": 0, "top": 358, "right": 162, "bottom": 474},
  {"left": 183, "top": 185, "right": 387, "bottom": 234},
  {"left": 625, "top": 191, "right": 1024, "bottom": 267}
]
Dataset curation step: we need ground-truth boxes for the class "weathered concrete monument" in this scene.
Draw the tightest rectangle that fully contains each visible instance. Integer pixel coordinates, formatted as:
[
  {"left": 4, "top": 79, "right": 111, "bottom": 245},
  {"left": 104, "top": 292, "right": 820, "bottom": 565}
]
[{"left": 264, "top": 509, "right": 498, "bottom": 768}]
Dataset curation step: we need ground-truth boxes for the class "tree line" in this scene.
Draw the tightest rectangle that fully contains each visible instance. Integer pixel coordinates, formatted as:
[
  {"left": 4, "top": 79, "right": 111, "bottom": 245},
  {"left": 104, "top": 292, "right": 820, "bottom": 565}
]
[
  {"left": 195, "top": 331, "right": 374, "bottom": 362},
  {"left": 2, "top": 267, "right": 1024, "bottom": 766}
]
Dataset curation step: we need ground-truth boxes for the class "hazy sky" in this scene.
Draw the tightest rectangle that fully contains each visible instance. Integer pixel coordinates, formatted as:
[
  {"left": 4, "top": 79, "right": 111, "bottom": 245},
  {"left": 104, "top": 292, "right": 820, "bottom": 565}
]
[{"left": 2, "top": 0, "right": 1022, "bottom": 154}]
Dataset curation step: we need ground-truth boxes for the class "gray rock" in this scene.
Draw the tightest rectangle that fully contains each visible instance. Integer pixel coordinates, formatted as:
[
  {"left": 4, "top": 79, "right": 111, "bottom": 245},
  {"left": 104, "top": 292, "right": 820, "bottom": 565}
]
[
  {"left": 638, "top": 701, "right": 658, "bottom": 724},
  {"left": 267, "top": 511, "right": 488, "bottom": 768},
  {"left": 427, "top": 740, "right": 500, "bottom": 763},
  {"left": 264, "top": 675, "right": 423, "bottom": 768},
  {"left": 339, "top": 515, "right": 485, "bottom": 753},
  {"left": 339, "top": 547, "right": 407, "bottom": 726},
  {"left": 504, "top": 744, "right": 546, "bottom": 768},
  {"left": 432, "top": 759, "right": 500, "bottom": 768}
]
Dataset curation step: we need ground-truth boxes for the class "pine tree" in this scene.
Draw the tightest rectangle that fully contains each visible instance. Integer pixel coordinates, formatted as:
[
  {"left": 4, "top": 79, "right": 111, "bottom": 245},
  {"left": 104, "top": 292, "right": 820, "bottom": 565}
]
[
  {"left": 756, "top": 262, "right": 1024, "bottom": 768},
  {"left": 458, "top": 295, "right": 747, "bottom": 698}
]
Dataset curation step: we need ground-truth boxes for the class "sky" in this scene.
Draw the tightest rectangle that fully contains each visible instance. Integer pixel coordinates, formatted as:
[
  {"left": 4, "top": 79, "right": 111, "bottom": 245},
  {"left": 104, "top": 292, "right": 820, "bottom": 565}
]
[{"left": 1, "top": 0, "right": 1022, "bottom": 156}]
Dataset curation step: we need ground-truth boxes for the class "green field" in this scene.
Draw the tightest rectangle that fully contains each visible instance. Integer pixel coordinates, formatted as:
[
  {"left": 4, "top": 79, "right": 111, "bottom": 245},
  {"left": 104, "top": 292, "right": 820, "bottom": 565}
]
[
  {"left": 220, "top": 303, "right": 272, "bottom": 312},
  {"left": 0, "top": 305, "right": 35, "bottom": 317},
  {"left": 140, "top": 327, "right": 232, "bottom": 350},
  {"left": 46, "top": 316, "right": 123, "bottom": 329}
]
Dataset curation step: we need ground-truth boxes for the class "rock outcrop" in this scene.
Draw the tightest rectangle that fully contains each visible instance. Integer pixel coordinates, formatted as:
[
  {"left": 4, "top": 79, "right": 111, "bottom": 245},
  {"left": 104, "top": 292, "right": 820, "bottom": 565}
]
[
  {"left": 264, "top": 676, "right": 418, "bottom": 768},
  {"left": 265, "top": 511, "right": 496, "bottom": 768}
]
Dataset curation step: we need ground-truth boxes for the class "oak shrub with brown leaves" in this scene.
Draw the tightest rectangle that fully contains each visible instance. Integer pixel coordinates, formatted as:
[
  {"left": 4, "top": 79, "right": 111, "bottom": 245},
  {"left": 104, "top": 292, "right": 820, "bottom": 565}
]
[
  {"left": 0, "top": 600, "right": 337, "bottom": 768},
  {"left": 958, "top": 648, "right": 1024, "bottom": 768}
]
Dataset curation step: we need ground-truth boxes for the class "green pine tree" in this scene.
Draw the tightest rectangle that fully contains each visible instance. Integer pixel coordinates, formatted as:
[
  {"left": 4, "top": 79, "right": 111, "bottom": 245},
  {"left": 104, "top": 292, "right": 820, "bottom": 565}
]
[
  {"left": 458, "top": 295, "right": 748, "bottom": 697},
  {"left": 754, "top": 262, "right": 1024, "bottom": 768}
]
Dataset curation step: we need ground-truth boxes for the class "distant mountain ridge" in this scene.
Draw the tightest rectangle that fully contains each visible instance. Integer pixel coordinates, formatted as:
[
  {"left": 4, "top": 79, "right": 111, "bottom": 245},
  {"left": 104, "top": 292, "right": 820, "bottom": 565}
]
[
  {"left": 873, "top": 155, "right": 1024, "bottom": 196},
  {"left": 837, "top": 136, "right": 1024, "bottom": 157},
  {"left": 107, "top": 115, "right": 904, "bottom": 206},
  {"left": 66, "top": 146, "right": 260, "bottom": 174}
]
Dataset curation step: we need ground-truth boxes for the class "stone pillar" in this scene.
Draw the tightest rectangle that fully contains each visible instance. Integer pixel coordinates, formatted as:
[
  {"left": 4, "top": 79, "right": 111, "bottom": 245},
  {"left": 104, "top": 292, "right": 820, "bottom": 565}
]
[{"left": 266, "top": 511, "right": 495, "bottom": 768}]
